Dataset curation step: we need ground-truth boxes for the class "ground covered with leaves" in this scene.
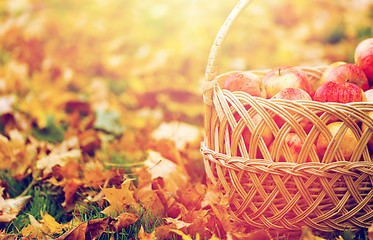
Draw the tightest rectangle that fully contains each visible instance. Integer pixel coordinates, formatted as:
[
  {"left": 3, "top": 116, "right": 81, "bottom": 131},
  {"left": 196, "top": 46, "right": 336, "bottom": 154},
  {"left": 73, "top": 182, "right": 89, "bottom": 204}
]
[{"left": 1, "top": 0, "right": 373, "bottom": 239}]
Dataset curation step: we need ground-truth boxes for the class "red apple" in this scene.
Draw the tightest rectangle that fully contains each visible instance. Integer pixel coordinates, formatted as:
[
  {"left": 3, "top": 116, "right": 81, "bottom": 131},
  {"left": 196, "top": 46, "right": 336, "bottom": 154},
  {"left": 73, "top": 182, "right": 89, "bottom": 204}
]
[
  {"left": 319, "top": 61, "right": 346, "bottom": 87},
  {"left": 325, "top": 63, "right": 369, "bottom": 91},
  {"left": 269, "top": 132, "right": 317, "bottom": 163},
  {"left": 271, "top": 87, "right": 312, "bottom": 101},
  {"left": 313, "top": 81, "right": 366, "bottom": 103},
  {"left": 354, "top": 38, "right": 373, "bottom": 85},
  {"left": 262, "top": 66, "right": 311, "bottom": 98},
  {"left": 222, "top": 71, "right": 267, "bottom": 98}
]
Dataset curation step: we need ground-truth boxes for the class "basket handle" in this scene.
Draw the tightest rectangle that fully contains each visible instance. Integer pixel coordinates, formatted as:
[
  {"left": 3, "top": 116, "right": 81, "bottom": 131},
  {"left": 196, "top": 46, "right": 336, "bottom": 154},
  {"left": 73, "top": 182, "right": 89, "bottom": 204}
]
[{"left": 203, "top": 0, "right": 254, "bottom": 104}]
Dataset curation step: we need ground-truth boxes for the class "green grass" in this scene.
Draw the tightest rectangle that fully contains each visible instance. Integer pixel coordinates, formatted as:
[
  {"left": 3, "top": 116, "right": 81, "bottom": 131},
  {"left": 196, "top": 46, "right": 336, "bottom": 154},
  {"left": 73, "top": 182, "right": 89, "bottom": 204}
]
[{"left": 0, "top": 171, "right": 70, "bottom": 235}]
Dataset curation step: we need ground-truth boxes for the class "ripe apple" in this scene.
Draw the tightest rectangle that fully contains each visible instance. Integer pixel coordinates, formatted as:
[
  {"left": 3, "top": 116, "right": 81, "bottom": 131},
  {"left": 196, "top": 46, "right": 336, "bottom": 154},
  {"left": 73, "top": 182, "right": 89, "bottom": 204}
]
[
  {"left": 269, "top": 132, "right": 317, "bottom": 163},
  {"left": 316, "top": 121, "right": 358, "bottom": 162},
  {"left": 313, "top": 81, "right": 367, "bottom": 103},
  {"left": 271, "top": 87, "right": 312, "bottom": 101},
  {"left": 361, "top": 111, "right": 373, "bottom": 149},
  {"left": 325, "top": 63, "right": 369, "bottom": 91},
  {"left": 354, "top": 38, "right": 373, "bottom": 85},
  {"left": 262, "top": 66, "right": 311, "bottom": 98},
  {"left": 319, "top": 61, "right": 346, "bottom": 87},
  {"left": 222, "top": 71, "right": 267, "bottom": 98}
]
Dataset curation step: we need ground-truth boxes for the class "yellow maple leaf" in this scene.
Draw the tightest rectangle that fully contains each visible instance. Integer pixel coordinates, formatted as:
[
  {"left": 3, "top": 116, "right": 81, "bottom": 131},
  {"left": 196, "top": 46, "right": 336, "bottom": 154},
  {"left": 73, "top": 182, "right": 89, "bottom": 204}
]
[
  {"left": 40, "top": 211, "right": 69, "bottom": 235},
  {"left": 101, "top": 179, "right": 142, "bottom": 217},
  {"left": 22, "top": 211, "right": 76, "bottom": 238}
]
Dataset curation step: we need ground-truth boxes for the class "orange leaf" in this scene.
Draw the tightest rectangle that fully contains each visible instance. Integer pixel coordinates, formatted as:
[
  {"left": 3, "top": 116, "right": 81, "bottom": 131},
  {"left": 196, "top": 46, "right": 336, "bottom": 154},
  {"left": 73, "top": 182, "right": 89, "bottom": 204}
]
[
  {"left": 112, "top": 212, "right": 140, "bottom": 232},
  {"left": 142, "top": 150, "right": 189, "bottom": 194},
  {"left": 135, "top": 184, "right": 164, "bottom": 217},
  {"left": 55, "top": 218, "right": 110, "bottom": 240},
  {"left": 61, "top": 179, "right": 83, "bottom": 209}
]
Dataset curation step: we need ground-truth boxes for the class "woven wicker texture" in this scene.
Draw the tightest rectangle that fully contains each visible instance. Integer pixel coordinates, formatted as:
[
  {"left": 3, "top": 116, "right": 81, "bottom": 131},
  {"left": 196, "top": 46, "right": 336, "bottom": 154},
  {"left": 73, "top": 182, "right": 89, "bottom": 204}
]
[{"left": 201, "top": 0, "right": 373, "bottom": 232}]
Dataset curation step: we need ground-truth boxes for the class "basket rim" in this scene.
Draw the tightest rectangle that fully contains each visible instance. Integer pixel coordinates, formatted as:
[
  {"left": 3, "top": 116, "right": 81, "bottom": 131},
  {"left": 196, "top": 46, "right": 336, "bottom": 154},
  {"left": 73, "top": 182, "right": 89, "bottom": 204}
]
[{"left": 201, "top": 143, "right": 373, "bottom": 178}]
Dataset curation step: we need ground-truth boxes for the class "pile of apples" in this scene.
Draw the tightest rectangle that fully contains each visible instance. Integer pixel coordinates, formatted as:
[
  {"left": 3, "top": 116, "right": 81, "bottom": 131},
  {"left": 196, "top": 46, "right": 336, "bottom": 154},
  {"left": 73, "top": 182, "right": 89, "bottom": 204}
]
[{"left": 221, "top": 38, "right": 373, "bottom": 163}]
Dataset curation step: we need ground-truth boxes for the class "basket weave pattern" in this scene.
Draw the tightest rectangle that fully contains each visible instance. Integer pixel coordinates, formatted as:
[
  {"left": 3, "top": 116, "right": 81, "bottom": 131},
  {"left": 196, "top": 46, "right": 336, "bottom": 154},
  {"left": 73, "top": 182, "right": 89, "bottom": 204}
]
[{"left": 201, "top": 0, "right": 373, "bottom": 232}]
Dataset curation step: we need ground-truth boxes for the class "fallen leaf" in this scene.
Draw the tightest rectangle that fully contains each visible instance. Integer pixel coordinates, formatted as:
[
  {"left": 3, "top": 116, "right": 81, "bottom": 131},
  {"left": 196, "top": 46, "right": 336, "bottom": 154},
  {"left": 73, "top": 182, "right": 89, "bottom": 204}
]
[
  {"left": 112, "top": 212, "right": 140, "bottom": 232},
  {"left": 78, "top": 130, "right": 101, "bottom": 155},
  {"left": 134, "top": 183, "right": 164, "bottom": 217},
  {"left": 101, "top": 179, "right": 142, "bottom": 217},
  {"left": 21, "top": 214, "right": 50, "bottom": 239},
  {"left": 176, "top": 183, "right": 206, "bottom": 210},
  {"left": 61, "top": 179, "right": 83, "bottom": 209},
  {"left": 301, "top": 227, "right": 326, "bottom": 240},
  {"left": 40, "top": 211, "right": 69, "bottom": 235},
  {"left": 170, "top": 229, "right": 196, "bottom": 240},
  {"left": 142, "top": 150, "right": 189, "bottom": 194},
  {"left": 153, "top": 180, "right": 187, "bottom": 219},
  {"left": 137, "top": 226, "right": 156, "bottom": 240},
  {"left": 151, "top": 121, "right": 202, "bottom": 151},
  {"left": 55, "top": 218, "right": 110, "bottom": 240},
  {"left": 36, "top": 148, "right": 81, "bottom": 175},
  {"left": 0, "top": 187, "right": 31, "bottom": 223},
  {"left": 0, "top": 129, "right": 36, "bottom": 178},
  {"left": 94, "top": 110, "right": 124, "bottom": 135}
]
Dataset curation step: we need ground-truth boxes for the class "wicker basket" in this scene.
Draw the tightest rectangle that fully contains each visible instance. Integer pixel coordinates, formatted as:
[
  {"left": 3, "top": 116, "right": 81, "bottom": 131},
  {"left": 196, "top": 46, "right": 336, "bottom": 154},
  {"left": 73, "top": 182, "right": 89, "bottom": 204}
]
[{"left": 201, "top": 0, "right": 373, "bottom": 233}]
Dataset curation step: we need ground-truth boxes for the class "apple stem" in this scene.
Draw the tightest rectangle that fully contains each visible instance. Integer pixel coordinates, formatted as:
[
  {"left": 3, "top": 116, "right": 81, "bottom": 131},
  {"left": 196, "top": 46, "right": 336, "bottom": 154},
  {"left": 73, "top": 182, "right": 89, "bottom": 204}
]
[{"left": 346, "top": 78, "right": 349, "bottom": 82}]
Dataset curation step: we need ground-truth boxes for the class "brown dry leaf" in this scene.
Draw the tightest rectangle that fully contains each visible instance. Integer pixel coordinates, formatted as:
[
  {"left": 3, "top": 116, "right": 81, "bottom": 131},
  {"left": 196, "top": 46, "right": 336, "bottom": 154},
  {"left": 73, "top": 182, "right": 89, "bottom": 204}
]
[
  {"left": 176, "top": 183, "right": 206, "bottom": 210},
  {"left": 101, "top": 179, "right": 142, "bottom": 217},
  {"left": 0, "top": 187, "right": 31, "bottom": 223},
  {"left": 51, "top": 161, "right": 82, "bottom": 182},
  {"left": 134, "top": 183, "right": 164, "bottom": 217},
  {"left": 78, "top": 130, "right": 101, "bottom": 155},
  {"left": 142, "top": 150, "right": 189, "bottom": 194},
  {"left": 55, "top": 218, "right": 110, "bottom": 240},
  {"left": 153, "top": 182, "right": 187, "bottom": 219},
  {"left": 112, "top": 212, "right": 140, "bottom": 232},
  {"left": 61, "top": 179, "right": 84, "bottom": 210}
]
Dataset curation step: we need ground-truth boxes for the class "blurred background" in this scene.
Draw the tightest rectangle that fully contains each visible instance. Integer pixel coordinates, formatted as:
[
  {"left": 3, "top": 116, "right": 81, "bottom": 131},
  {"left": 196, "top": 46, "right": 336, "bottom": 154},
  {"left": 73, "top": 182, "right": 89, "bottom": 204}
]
[{"left": 1, "top": 0, "right": 373, "bottom": 128}]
